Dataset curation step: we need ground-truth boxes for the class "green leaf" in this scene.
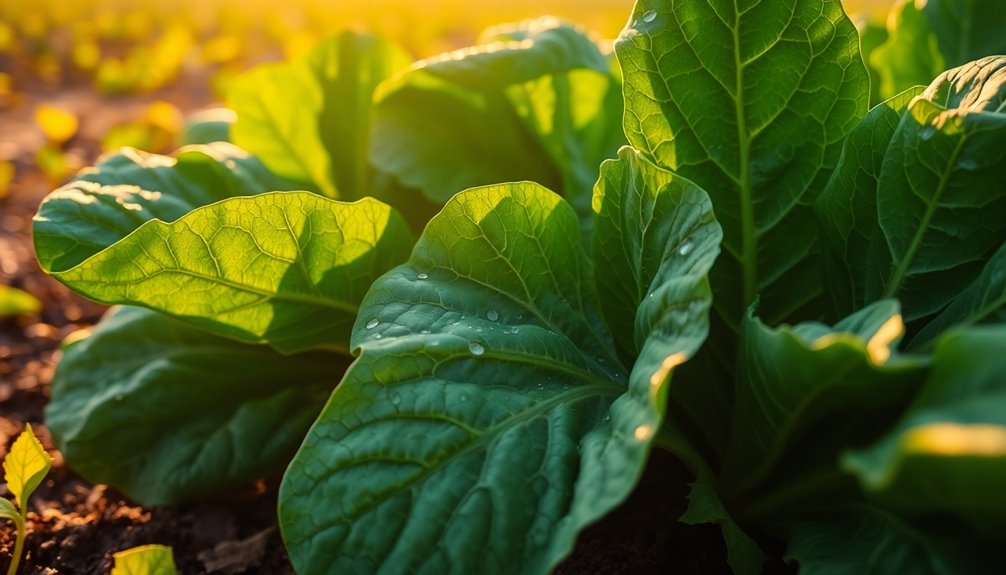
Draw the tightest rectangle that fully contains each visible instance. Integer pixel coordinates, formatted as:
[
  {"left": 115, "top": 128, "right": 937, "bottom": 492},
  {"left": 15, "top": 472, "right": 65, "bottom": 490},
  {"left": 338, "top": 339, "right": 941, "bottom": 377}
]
[
  {"left": 922, "top": 0, "right": 1006, "bottom": 68},
  {"left": 111, "top": 544, "right": 177, "bottom": 575},
  {"left": 230, "top": 32, "right": 411, "bottom": 199},
  {"left": 816, "top": 87, "right": 925, "bottom": 319},
  {"left": 910, "top": 242, "right": 1006, "bottom": 350},
  {"left": 47, "top": 306, "right": 339, "bottom": 504},
  {"left": 0, "top": 285, "right": 41, "bottom": 316},
  {"left": 280, "top": 179, "right": 719, "bottom": 573},
  {"left": 824, "top": 56, "right": 1006, "bottom": 323},
  {"left": 615, "top": 0, "right": 869, "bottom": 327},
  {"left": 180, "top": 107, "right": 234, "bottom": 145},
  {"left": 844, "top": 325, "right": 1006, "bottom": 524},
  {"left": 680, "top": 470, "right": 765, "bottom": 575},
  {"left": 370, "top": 17, "right": 624, "bottom": 231},
  {"left": 870, "top": 0, "right": 944, "bottom": 100},
  {"left": 722, "top": 301, "right": 927, "bottom": 511},
  {"left": 0, "top": 497, "right": 19, "bottom": 522},
  {"left": 34, "top": 142, "right": 297, "bottom": 274},
  {"left": 3, "top": 424, "right": 52, "bottom": 509},
  {"left": 785, "top": 504, "right": 993, "bottom": 575},
  {"left": 42, "top": 192, "right": 413, "bottom": 354}
]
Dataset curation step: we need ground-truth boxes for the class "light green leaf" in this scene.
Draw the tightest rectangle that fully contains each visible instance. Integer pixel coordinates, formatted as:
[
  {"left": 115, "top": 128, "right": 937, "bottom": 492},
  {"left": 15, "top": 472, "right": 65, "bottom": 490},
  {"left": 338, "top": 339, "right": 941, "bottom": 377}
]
[
  {"left": 615, "top": 0, "right": 869, "bottom": 327},
  {"left": 43, "top": 192, "right": 413, "bottom": 354},
  {"left": 910, "top": 242, "right": 1006, "bottom": 350},
  {"left": 230, "top": 32, "right": 411, "bottom": 199},
  {"left": 870, "top": 0, "right": 944, "bottom": 100},
  {"left": 3, "top": 424, "right": 52, "bottom": 509},
  {"left": 34, "top": 142, "right": 297, "bottom": 273},
  {"left": 722, "top": 301, "right": 927, "bottom": 510},
  {"left": 871, "top": 57, "right": 1006, "bottom": 321},
  {"left": 371, "top": 17, "right": 624, "bottom": 231},
  {"left": 785, "top": 504, "right": 993, "bottom": 575},
  {"left": 280, "top": 179, "right": 719, "bottom": 573},
  {"left": 111, "top": 544, "right": 177, "bottom": 575},
  {"left": 816, "top": 87, "right": 925, "bottom": 319},
  {"left": 680, "top": 470, "right": 765, "bottom": 575},
  {"left": 47, "top": 306, "right": 339, "bottom": 504},
  {"left": 923, "top": 0, "right": 1006, "bottom": 68},
  {"left": 0, "top": 285, "right": 41, "bottom": 317},
  {"left": 844, "top": 325, "right": 1006, "bottom": 524}
]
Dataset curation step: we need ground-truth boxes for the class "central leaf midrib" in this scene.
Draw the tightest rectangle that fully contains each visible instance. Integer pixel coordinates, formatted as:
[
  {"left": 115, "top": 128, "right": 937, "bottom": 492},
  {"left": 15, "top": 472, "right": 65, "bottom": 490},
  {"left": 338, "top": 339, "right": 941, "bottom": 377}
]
[{"left": 732, "top": 3, "right": 757, "bottom": 310}]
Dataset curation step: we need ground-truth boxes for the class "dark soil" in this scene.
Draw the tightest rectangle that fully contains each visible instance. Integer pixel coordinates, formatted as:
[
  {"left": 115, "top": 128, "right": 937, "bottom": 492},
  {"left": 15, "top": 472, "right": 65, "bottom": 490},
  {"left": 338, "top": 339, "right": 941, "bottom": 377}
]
[{"left": 0, "top": 59, "right": 793, "bottom": 575}]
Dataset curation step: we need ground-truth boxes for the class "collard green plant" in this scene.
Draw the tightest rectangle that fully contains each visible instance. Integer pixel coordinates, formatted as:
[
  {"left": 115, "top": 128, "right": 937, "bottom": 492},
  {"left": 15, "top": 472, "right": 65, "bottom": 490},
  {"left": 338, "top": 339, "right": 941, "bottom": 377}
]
[{"left": 29, "top": 1, "right": 1006, "bottom": 573}]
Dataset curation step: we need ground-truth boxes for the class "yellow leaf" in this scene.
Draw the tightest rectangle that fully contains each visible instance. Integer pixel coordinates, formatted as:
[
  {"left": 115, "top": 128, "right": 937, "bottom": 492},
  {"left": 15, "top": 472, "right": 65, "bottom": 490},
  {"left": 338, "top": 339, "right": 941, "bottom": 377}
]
[
  {"left": 2, "top": 424, "right": 52, "bottom": 509},
  {"left": 35, "top": 104, "right": 79, "bottom": 144},
  {"left": 0, "top": 160, "right": 13, "bottom": 199},
  {"left": 0, "top": 285, "right": 41, "bottom": 316},
  {"left": 111, "top": 544, "right": 178, "bottom": 575}
]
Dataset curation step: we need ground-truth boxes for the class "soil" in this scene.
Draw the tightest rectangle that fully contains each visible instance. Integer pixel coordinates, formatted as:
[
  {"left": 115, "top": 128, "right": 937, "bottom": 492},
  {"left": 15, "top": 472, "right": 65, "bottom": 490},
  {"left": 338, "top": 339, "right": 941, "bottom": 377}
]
[{"left": 0, "top": 61, "right": 794, "bottom": 575}]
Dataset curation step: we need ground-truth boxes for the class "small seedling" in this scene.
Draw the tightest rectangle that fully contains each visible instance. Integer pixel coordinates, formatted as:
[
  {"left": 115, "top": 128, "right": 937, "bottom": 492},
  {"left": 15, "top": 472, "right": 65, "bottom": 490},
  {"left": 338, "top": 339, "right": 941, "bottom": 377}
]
[{"left": 1, "top": 425, "right": 52, "bottom": 575}]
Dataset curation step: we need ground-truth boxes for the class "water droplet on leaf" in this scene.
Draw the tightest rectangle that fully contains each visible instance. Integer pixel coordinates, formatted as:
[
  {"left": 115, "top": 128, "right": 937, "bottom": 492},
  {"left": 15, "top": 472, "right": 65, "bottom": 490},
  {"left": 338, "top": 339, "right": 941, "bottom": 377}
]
[
  {"left": 679, "top": 240, "right": 694, "bottom": 256},
  {"left": 486, "top": 309, "right": 499, "bottom": 322},
  {"left": 642, "top": 10, "right": 657, "bottom": 23},
  {"left": 365, "top": 318, "right": 379, "bottom": 330},
  {"left": 389, "top": 392, "right": 401, "bottom": 405},
  {"left": 920, "top": 125, "right": 937, "bottom": 140},
  {"left": 468, "top": 341, "right": 485, "bottom": 356},
  {"left": 417, "top": 273, "right": 428, "bottom": 280}
]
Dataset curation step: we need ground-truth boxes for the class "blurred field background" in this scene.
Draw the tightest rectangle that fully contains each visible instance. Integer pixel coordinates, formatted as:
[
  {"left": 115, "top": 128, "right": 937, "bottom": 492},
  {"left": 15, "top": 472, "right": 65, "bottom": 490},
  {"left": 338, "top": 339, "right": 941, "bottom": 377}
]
[{"left": 0, "top": 0, "right": 895, "bottom": 199}]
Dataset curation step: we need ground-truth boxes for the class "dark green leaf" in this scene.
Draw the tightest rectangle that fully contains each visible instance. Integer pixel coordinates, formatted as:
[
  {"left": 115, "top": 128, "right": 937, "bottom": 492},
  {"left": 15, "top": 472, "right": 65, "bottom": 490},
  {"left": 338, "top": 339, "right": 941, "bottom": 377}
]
[
  {"left": 48, "top": 307, "right": 340, "bottom": 504},
  {"left": 44, "top": 192, "right": 413, "bottom": 354},
  {"left": 680, "top": 470, "right": 765, "bottom": 575},
  {"left": 844, "top": 325, "right": 1006, "bottom": 524},
  {"left": 615, "top": 0, "right": 869, "bottom": 327},
  {"left": 280, "top": 179, "right": 719, "bottom": 573},
  {"left": 923, "top": 0, "right": 1006, "bottom": 68},
  {"left": 723, "top": 301, "right": 927, "bottom": 510},
  {"left": 870, "top": 0, "right": 944, "bottom": 100},
  {"left": 230, "top": 32, "right": 411, "bottom": 199}
]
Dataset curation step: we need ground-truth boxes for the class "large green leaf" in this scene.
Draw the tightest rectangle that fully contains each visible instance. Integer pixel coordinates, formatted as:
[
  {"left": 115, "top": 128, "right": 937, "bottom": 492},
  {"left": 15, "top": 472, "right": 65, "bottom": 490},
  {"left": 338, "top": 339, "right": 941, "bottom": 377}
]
[
  {"left": 680, "top": 470, "right": 765, "bottom": 575},
  {"left": 43, "top": 192, "right": 413, "bottom": 354},
  {"left": 722, "top": 301, "right": 927, "bottom": 517},
  {"left": 230, "top": 32, "right": 411, "bottom": 199},
  {"left": 922, "top": 0, "right": 1006, "bottom": 68},
  {"left": 370, "top": 18, "right": 624, "bottom": 231},
  {"left": 909, "top": 242, "right": 1006, "bottom": 350},
  {"left": 47, "top": 306, "right": 340, "bottom": 505},
  {"left": 822, "top": 56, "right": 1006, "bottom": 324},
  {"left": 785, "top": 504, "right": 993, "bottom": 575},
  {"left": 615, "top": 0, "right": 868, "bottom": 327},
  {"left": 870, "top": 0, "right": 944, "bottom": 101},
  {"left": 844, "top": 325, "right": 1006, "bottom": 524},
  {"left": 33, "top": 143, "right": 296, "bottom": 273},
  {"left": 816, "top": 87, "right": 924, "bottom": 319},
  {"left": 280, "top": 178, "right": 720, "bottom": 573}
]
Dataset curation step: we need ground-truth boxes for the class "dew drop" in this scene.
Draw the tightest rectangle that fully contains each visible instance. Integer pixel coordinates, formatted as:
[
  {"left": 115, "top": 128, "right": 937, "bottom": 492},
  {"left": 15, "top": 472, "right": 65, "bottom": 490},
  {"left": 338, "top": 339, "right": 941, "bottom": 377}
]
[
  {"left": 420, "top": 329, "right": 431, "bottom": 334},
  {"left": 417, "top": 273, "right": 429, "bottom": 280},
  {"left": 486, "top": 309, "right": 499, "bottom": 322},
  {"left": 389, "top": 392, "right": 401, "bottom": 405},
  {"left": 374, "top": 334, "right": 383, "bottom": 340},
  {"left": 468, "top": 341, "right": 485, "bottom": 356},
  {"left": 641, "top": 10, "right": 657, "bottom": 23},
  {"left": 511, "top": 327, "right": 520, "bottom": 334},
  {"left": 365, "top": 318, "right": 380, "bottom": 330},
  {"left": 678, "top": 240, "right": 695, "bottom": 256},
  {"left": 920, "top": 125, "right": 937, "bottom": 140}
]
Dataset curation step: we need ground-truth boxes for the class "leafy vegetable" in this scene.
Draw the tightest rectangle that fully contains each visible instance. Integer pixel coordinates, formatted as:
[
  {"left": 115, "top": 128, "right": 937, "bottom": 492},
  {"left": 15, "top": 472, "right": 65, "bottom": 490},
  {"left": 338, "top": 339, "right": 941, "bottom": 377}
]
[
  {"left": 2, "top": 424, "right": 53, "bottom": 575},
  {"left": 110, "top": 544, "right": 177, "bottom": 575},
  {"left": 47, "top": 306, "right": 340, "bottom": 504},
  {"left": 280, "top": 157, "right": 721, "bottom": 572},
  {"left": 371, "top": 17, "right": 625, "bottom": 232},
  {"left": 230, "top": 32, "right": 411, "bottom": 199}
]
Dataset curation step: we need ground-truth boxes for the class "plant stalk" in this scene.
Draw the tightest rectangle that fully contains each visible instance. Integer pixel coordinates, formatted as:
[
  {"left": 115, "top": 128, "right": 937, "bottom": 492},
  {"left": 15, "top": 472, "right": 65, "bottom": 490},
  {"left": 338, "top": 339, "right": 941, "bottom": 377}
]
[{"left": 6, "top": 512, "right": 25, "bottom": 575}]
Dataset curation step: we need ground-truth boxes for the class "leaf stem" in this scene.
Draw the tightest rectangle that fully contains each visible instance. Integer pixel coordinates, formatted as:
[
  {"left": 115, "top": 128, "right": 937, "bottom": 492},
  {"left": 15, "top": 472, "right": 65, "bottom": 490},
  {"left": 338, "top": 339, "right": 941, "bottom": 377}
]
[
  {"left": 651, "top": 423, "right": 705, "bottom": 475},
  {"left": 6, "top": 512, "right": 25, "bottom": 575}
]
